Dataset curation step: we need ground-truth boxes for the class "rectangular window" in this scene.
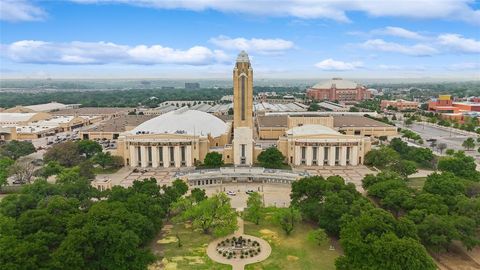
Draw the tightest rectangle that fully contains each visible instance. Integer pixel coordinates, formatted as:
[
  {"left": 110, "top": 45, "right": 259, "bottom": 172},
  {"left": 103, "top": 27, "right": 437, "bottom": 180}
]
[
  {"left": 241, "top": 76, "right": 246, "bottom": 121},
  {"left": 312, "top": 147, "right": 318, "bottom": 161},
  {"left": 241, "top": 144, "right": 246, "bottom": 164},
  {"left": 159, "top": 147, "right": 163, "bottom": 165},
  {"left": 335, "top": 147, "right": 340, "bottom": 165},
  {"left": 181, "top": 146, "right": 186, "bottom": 166},
  {"left": 137, "top": 147, "right": 141, "bottom": 166},
  {"left": 170, "top": 147, "right": 175, "bottom": 166},
  {"left": 147, "top": 146, "right": 152, "bottom": 166},
  {"left": 301, "top": 147, "right": 306, "bottom": 165},
  {"left": 346, "top": 147, "right": 351, "bottom": 165}
]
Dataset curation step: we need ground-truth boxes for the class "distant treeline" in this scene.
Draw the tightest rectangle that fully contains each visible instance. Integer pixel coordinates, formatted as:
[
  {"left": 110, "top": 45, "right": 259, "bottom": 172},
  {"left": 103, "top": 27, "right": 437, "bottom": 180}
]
[{"left": 0, "top": 86, "right": 302, "bottom": 108}]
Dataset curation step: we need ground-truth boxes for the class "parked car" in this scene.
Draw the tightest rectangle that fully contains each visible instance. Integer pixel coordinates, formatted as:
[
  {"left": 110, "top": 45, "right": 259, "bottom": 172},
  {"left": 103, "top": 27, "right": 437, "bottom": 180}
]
[
  {"left": 246, "top": 189, "right": 255, "bottom": 195},
  {"left": 226, "top": 191, "right": 236, "bottom": 196}
]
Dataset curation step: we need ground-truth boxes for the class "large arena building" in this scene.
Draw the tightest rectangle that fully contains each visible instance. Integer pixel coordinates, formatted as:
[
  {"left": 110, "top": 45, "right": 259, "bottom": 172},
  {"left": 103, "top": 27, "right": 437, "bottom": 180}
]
[
  {"left": 115, "top": 52, "right": 385, "bottom": 168},
  {"left": 306, "top": 78, "right": 372, "bottom": 103}
]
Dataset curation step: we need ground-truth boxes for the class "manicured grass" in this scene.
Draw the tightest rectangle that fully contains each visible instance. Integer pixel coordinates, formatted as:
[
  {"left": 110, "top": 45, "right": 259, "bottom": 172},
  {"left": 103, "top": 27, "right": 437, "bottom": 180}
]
[
  {"left": 407, "top": 177, "right": 427, "bottom": 190},
  {"left": 151, "top": 222, "right": 230, "bottom": 270},
  {"left": 244, "top": 208, "right": 341, "bottom": 270}
]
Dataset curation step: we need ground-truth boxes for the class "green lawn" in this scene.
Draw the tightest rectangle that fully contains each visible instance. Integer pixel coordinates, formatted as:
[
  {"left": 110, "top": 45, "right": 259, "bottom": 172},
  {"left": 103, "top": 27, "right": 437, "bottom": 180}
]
[
  {"left": 150, "top": 222, "right": 230, "bottom": 270},
  {"left": 407, "top": 177, "right": 427, "bottom": 190},
  {"left": 244, "top": 208, "right": 341, "bottom": 270}
]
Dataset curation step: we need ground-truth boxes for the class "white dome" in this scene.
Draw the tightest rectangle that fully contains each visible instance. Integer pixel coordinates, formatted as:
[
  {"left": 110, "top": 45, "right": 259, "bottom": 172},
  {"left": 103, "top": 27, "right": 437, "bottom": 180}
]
[{"left": 130, "top": 108, "right": 228, "bottom": 137}]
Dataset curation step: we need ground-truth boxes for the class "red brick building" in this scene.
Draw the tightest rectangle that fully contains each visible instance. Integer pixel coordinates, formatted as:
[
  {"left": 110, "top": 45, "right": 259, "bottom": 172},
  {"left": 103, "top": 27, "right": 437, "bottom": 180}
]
[
  {"left": 306, "top": 78, "right": 372, "bottom": 103},
  {"left": 381, "top": 99, "right": 419, "bottom": 111}
]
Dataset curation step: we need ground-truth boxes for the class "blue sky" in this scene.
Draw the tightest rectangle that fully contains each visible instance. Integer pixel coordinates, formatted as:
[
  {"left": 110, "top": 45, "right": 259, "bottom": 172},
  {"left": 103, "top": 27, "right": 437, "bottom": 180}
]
[{"left": 0, "top": 0, "right": 479, "bottom": 79}]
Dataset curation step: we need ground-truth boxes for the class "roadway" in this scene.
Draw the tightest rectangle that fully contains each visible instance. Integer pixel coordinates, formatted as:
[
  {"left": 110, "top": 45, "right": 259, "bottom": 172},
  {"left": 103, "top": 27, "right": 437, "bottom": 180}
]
[{"left": 396, "top": 121, "right": 480, "bottom": 164}]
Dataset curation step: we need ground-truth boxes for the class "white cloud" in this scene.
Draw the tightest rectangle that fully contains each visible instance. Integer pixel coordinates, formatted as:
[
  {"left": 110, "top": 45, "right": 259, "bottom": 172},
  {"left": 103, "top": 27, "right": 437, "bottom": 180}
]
[
  {"left": 0, "top": 0, "right": 46, "bottom": 22},
  {"left": 70, "top": 0, "right": 480, "bottom": 24},
  {"left": 448, "top": 62, "right": 480, "bottom": 70},
  {"left": 438, "top": 34, "right": 480, "bottom": 53},
  {"left": 314, "top": 59, "right": 363, "bottom": 71},
  {"left": 360, "top": 39, "right": 438, "bottom": 56},
  {"left": 209, "top": 36, "right": 294, "bottom": 54},
  {"left": 1, "top": 40, "right": 229, "bottom": 65},
  {"left": 372, "top": 26, "right": 426, "bottom": 40}
]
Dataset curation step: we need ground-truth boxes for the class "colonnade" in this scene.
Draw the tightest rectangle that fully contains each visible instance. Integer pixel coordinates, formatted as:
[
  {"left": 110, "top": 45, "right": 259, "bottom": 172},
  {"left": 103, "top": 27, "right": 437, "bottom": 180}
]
[
  {"left": 129, "top": 144, "right": 193, "bottom": 168},
  {"left": 293, "top": 145, "right": 359, "bottom": 166}
]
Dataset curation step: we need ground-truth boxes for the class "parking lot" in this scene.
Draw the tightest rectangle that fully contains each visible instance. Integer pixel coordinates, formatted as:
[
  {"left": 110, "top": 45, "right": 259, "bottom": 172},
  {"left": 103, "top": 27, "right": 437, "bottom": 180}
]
[{"left": 398, "top": 122, "right": 480, "bottom": 163}]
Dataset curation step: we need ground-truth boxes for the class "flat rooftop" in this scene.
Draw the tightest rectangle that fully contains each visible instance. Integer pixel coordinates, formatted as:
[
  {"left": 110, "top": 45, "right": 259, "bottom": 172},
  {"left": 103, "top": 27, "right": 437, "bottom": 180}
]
[
  {"left": 83, "top": 115, "right": 155, "bottom": 133},
  {"left": 51, "top": 107, "right": 134, "bottom": 115},
  {"left": 257, "top": 115, "right": 288, "bottom": 128},
  {"left": 333, "top": 116, "right": 392, "bottom": 128}
]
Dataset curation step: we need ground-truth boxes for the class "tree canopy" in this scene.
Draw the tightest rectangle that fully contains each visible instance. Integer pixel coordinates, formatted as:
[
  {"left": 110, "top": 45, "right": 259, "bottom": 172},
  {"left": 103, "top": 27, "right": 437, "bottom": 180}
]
[
  {"left": 257, "top": 147, "right": 286, "bottom": 169},
  {"left": 202, "top": 152, "right": 224, "bottom": 168}
]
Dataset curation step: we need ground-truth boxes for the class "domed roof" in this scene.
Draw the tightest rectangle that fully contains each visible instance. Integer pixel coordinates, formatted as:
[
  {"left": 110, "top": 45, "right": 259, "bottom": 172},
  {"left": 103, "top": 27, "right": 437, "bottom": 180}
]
[
  {"left": 286, "top": 124, "right": 341, "bottom": 136},
  {"left": 311, "top": 78, "right": 362, "bottom": 90},
  {"left": 129, "top": 107, "right": 228, "bottom": 137}
]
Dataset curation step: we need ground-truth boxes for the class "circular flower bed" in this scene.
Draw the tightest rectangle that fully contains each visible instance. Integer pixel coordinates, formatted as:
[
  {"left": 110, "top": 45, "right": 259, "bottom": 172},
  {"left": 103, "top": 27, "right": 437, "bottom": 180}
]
[{"left": 216, "top": 236, "right": 262, "bottom": 260}]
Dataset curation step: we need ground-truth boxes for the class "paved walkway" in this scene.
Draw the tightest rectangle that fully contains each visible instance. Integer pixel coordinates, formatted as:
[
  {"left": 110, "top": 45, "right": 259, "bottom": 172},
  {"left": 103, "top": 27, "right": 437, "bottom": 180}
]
[{"left": 206, "top": 214, "right": 271, "bottom": 270}]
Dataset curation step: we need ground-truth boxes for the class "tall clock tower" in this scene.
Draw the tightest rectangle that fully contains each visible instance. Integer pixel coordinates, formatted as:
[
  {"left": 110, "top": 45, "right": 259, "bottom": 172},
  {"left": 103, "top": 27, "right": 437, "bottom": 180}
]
[{"left": 232, "top": 51, "right": 254, "bottom": 166}]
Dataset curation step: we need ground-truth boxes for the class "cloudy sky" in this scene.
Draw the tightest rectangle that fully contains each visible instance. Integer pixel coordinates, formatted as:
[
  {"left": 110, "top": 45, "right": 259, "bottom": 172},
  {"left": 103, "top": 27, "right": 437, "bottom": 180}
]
[{"left": 0, "top": 0, "right": 479, "bottom": 79}]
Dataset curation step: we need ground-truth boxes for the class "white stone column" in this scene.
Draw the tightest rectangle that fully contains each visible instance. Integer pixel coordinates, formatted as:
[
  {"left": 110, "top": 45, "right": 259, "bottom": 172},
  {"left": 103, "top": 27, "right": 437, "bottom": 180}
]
[
  {"left": 318, "top": 146, "right": 324, "bottom": 166},
  {"left": 294, "top": 145, "right": 301, "bottom": 166},
  {"left": 140, "top": 145, "right": 148, "bottom": 168},
  {"left": 174, "top": 145, "right": 181, "bottom": 168},
  {"left": 186, "top": 145, "right": 192, "bottom": 167},
  {"left": 340, "top": 146, "right": 347, "bottom": 166},
  {"left": 152, "top": 146, "right": 159, "bottom": 168},
  {"left": 306, "top": 146, "right": 313, "bottom": 166},
  {"left": 129, "top": 144, "right": 137, "bottom": 167},
  {"left": 328, "top": 146, "right": 336, "bottom": 166},
  {"left": 163, "top": 146, "right": 169, "bottom": 168},
  {"left": 351, "top": 146, "right": 359, "bottom": 166}
]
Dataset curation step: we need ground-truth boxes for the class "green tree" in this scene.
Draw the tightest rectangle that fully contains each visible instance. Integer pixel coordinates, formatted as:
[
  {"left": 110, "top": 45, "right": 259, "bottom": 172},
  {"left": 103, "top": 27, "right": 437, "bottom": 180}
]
[
  {"left": 39, "top": 161, "right": 64, "bottom": 178},
  {"left": 190, "top": 188, "right": 207, "bottom": 203},
  {"left": 337, "top": 208, "right": 435, "bottom": 270},
  {"left": 0, "top": 140, "right": 36, "bottom": 160},
  {"left": 180, "top": 193, "right": 237, "bottom": 236},
  {"left": 307, "top": 228, "right": 328, "bottom": 246},
  {"left": 364, "top": 146, "right": 399, "bottom": 169},
  {"left": 404, "top": 118, "right": 413, "bottom": 126},
  {"left": 257, "top": 147, "right": 285, "bottom": 168},
  {"left": 437, "top": 151, "right": 479, "bottom": 180},
  {"left": 244, "top": 192, "right": 263, "bottom": 225},
  {"left": 437, "top": 143, "right": 447, "bottom": 154},
  {"left": 93, "top": 151, "right": 114, "bottom": 169},
  {"left": 44, "top": 141, "right": 83, "bottom": 167},
  {"left": 273, "top": 207, "right": 301, "bottom": 235},
  {"left": 417, "top": 214, "right": 457, "bottom": 252},
  {"left": 445, "top": 149, "right": 455, "bottom": 155},
  {"left": 77, "top": 140, "right": 102, "bottom": 159},
  {"left": 462, "top": 137, "right": 475, "bottom": 150},
  {"left": 202, "top": 152, "right": 224, "bottom": 168},
  {"left": 0, "top": 157, "right": 14, "bottom": 186},
  {"left": 390, "top": 160, "right": 417, "bottom": 178}
]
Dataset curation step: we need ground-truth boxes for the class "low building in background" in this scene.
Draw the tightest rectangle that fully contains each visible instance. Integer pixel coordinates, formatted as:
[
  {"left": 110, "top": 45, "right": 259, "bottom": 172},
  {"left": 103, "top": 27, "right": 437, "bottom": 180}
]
[
  {"left": 80, "top": 114, "right": 156, "bottom": 140},
  {"left": 380, "top": 99, "right": 418, "bottom": 111},
  {"left": 306, "top": 78, "right": 372, "bottom": 103},
  {"left": 4, "top": 102, "right": 80, "bottom": 113}
]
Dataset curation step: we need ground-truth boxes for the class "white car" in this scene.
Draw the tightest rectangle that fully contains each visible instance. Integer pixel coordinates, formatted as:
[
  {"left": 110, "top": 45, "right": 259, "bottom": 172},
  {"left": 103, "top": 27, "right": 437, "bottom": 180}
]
[{"left": 226, "top": 191, "right": 236, "bottom": 196}]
